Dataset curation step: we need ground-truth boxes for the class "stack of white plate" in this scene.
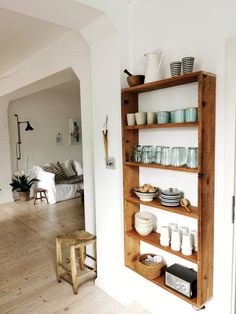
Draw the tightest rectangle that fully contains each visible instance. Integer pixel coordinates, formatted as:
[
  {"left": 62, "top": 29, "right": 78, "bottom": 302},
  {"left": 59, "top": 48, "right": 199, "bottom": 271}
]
[
  {"left": 160, "top": 188, "right": 182, "bottom": 207},
  {"left": 134, "top": 211, "right": 154, "bottom": 236}
]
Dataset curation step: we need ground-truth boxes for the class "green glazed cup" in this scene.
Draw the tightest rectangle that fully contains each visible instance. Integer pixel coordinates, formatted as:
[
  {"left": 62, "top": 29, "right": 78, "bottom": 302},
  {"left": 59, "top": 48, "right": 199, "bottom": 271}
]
[
  {"left": 157, "top": 111, "right": 170, "bottom": 124},
  {"left": 185, "top": 107, "right": 198, "bottom": 122}
]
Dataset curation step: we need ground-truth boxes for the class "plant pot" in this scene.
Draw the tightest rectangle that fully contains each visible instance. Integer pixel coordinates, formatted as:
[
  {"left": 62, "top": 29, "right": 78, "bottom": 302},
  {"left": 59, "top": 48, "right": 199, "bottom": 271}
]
[{"left": 19, "top": 191, "right": 30, "bottom": 201}]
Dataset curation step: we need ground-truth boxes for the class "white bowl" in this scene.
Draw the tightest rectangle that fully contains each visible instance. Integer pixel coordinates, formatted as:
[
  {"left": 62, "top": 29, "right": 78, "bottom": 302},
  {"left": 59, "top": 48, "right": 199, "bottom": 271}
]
[
  {"left": 135, "top": 211, "right": 154, "bottom": 223},
  {"left": 134, "top": 189, "right": 158, "bottom": 202},
  {"left": 135, "top": 223, "right": 153, "bottom": 236},
  {"left": 134, "top": 212, "right": 154, "bottom": 236},
  {"left": 135, "top": 220, "right": 153, "bottom": 227}
]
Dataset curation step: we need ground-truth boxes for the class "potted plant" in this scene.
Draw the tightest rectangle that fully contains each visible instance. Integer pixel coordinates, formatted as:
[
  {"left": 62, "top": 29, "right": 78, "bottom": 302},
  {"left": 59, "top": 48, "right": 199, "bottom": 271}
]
[{"left": 10, "top": 170, "right": 39, "bottom": 201}]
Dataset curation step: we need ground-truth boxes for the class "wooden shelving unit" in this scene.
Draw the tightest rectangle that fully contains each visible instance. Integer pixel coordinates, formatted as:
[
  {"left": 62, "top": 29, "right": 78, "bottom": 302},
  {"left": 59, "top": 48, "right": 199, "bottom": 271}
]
[
  {"left": 125, "top": 196, "right": 198, "bottom": 219},
  {"left": 126, "top": 229, "right": 198, "bottom": 263},
  {"left": 124, "top": 161, "right": 198, "bottom": 173},
  {"left": 126, "top": 263, "right": 198, "bottom": 306},
  {"left": 124, "top": 121, "right": 198, "bottom": 130},
  {"left": 121, "top": 71, "right": 216, "bottom": 308}
]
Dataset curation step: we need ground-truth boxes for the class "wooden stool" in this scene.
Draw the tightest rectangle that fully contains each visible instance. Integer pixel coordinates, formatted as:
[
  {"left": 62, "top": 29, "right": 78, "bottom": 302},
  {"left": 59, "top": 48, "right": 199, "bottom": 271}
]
[
  {"left": 56, "top": 230, "right": 97, "bottom": 294},
  {"left": 33, "top": 188, "right": 49, "bottom": 205}
]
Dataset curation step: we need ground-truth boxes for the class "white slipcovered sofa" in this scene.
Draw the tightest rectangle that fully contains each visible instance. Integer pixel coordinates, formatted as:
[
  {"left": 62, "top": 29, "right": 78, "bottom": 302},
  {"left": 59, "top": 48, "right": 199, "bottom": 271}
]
[{"left": 33, "top": 160, "right": 83, "bottom": 204}]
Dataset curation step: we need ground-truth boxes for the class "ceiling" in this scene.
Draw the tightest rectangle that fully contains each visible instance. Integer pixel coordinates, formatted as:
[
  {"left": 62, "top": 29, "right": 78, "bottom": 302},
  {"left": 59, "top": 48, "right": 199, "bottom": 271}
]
[
  {"left": 0, "top": 0, "right": 103, "bottom": 30},
  {"left": 49, "top": 80, "right": 80, "bottom": 95},
  {"left": 0, "top": 8, "right": 69, "bottom": 75},
  {"left": 0, "top": 1, "right": 103, "bottom": 76}
]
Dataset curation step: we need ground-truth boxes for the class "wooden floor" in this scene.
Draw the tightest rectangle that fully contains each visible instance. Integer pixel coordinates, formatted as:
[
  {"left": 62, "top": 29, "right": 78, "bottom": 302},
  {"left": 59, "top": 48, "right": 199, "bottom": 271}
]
[{"left": 0, "top": 198, "right": 148, "bottom": 314}]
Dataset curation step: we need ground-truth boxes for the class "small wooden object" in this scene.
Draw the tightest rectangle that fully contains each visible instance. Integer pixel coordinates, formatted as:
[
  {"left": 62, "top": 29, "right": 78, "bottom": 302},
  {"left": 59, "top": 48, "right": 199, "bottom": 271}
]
[
  {"left": 56, "top": 230, "right": 97, "bottom": 294},
  {"left": 180, "top": 198, "right": 191, "bottom": 213},
  {"left": 136, "top": 253, "right": 164, "bottom": 280},
  {"left": 102, "top": 130, "right": 108, "bottom": 160},
  {"left": 33, "top": 188, "right": 49, "bottom": 204},
  {"left": 102, "top": 115, "right": 108, "bottom": 160}
]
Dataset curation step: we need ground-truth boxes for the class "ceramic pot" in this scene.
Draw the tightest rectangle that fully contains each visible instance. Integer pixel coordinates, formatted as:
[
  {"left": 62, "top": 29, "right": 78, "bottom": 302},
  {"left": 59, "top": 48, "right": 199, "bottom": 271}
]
[
  {"left": 19, "top": 191, "right": 30, "bottom": 201},
  {"left": 135, "top": 112, "right": 147, "bottom": 125},
  {"left": 127, "top": 113, "right": 136, "bottom": 126},
  {"left": 185, "top": 107, "right": 198, "bottom": 122}
]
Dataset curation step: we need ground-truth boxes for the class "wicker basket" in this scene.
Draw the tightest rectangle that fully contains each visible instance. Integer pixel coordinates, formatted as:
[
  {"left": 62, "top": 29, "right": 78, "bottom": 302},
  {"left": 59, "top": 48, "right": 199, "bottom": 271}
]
[{"left": 136, "top": 253, "right": 164, "bottom": 280}]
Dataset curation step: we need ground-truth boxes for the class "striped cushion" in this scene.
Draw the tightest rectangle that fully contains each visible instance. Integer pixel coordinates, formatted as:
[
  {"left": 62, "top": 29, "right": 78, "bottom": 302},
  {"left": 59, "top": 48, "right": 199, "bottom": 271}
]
[{"left": 43, "top": 161, "right": 67, "bottom": 182}]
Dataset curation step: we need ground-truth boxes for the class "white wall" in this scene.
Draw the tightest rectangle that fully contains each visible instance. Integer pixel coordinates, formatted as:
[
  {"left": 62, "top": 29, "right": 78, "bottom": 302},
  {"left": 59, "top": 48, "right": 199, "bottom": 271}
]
[
  {"left": 0, "top": 99, "right": 12, "bottom": 203},
  {"left": 225, "top": 35, "right": 236, "bottom": 314},
  {"left": 80, "top": 1, "right": 236, "bottom": 314},
  {"left": 126, "top": 1, "right": 236, "bottom": 313},
  {"left": 8, "top": 86, "right": 82, "bottom": 174}
]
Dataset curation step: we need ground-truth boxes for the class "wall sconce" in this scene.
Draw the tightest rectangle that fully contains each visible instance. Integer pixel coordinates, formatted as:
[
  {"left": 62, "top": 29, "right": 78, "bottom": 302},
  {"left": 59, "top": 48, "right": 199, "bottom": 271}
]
[{"left": 15, "top": 114, "right": 34, "bottom": 160}]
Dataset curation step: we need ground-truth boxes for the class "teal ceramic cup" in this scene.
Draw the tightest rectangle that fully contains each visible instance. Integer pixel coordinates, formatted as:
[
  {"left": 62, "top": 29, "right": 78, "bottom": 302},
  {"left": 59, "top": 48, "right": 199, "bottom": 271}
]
[
  {"left": 157, "top": 111, "right": 170, "bottom": 124},
  {"left": 174, "top": 109, "right": 185, "bottom": 123},
  {"left": 185, "top": 107, "right": 198, "bottom": 122}
]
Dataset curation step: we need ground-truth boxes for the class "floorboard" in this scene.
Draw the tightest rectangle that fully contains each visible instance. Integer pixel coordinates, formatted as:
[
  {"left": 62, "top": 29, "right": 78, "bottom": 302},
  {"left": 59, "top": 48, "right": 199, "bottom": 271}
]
[{"left": 0, "top": 198, "right": 149, "bottom": 314}]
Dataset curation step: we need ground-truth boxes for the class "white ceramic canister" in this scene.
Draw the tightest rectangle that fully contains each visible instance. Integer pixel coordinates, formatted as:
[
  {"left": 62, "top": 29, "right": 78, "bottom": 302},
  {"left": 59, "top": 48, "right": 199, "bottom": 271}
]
[
  {"left": 181, "top": 232, "right": 193, "bottom": 256},
  {"left": 171, "top": 229, "right": 181, "bottom": 251},
  {"left": 160, "top": 225, "right": 170, "bottom": 246},
  {"left": 135, "top": 112, "right": 147, "bottom": 125}
]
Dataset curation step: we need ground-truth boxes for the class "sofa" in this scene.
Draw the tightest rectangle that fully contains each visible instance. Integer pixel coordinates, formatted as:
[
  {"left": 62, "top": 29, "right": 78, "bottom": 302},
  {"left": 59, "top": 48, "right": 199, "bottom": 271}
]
[{"left": 33, "top": 160, "right": 83, "bottom": 204}]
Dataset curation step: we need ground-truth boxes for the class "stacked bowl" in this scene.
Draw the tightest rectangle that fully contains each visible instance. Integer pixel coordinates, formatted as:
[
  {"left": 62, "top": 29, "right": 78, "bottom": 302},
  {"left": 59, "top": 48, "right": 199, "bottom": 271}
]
[
  {"left": 160, "top": 188, "right": 182, "bottom": 207},
  {"left": 170, "top": 61, "right": 181, "bottom": 77},
  {"left": 182, "top": 57, "right": 195, "bottom": 74},
  {"left": 133, "top": 184, "right": 159, "bottom": 202},
  {"left": 134, "top": 211, "right": 154, "bottom": 236}
]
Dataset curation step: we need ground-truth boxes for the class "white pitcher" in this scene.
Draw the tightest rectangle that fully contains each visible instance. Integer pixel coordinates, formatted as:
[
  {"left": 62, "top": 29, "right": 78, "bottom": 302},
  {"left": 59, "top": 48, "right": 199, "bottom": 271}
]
[{"left": 144, "top": 50, "right": 164, "bottom": 83}]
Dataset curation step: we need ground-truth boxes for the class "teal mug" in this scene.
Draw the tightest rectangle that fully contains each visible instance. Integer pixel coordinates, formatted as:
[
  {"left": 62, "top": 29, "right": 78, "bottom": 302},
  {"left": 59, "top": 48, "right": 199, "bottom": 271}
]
[
  {"left": 157, "top": 111, "right": 170, "bottom": 124},
  {"left": 174, "top": 109, "right": 185, "bottom": 123},
  {"left": 185, "top": 107, "right": 198, "bottom": 122}
]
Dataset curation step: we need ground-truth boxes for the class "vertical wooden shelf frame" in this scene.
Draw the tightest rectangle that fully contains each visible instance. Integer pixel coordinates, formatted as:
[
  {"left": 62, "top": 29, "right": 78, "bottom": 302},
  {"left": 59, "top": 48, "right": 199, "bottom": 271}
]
[{"left": 121, "top": 71, "right": 216, "bottom": 308}]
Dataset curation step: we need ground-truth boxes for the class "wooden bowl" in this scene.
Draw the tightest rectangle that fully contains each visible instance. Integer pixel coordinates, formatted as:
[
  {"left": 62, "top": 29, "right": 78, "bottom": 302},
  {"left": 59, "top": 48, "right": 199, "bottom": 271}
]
[{"left": 127, "top": 75, "right": 145, "bottom": 87}]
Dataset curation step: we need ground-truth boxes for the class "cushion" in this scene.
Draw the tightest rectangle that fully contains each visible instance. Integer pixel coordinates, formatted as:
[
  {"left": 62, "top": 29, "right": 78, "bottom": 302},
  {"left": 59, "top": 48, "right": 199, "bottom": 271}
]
[
  {"left": 42, "top": 161, "right": 67, "bottom": 182},
  {"left": 60, "top": 160, "right": 76, "bottom": 177},
  {"left": 32, "top": 165, "right": 43, "bottom": 177},
  {"left": 72, "top": 160, "right": 83, "bottom": 176},
  {"left": 56, "top": 175, "right": 83, "bottom": 185}
]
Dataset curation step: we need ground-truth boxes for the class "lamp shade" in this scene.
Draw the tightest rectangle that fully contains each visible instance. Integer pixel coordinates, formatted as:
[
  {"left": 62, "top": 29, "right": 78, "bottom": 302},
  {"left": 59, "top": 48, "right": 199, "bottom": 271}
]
[{"left": 25, "top": 121, "right": 34, "bottom": 131}]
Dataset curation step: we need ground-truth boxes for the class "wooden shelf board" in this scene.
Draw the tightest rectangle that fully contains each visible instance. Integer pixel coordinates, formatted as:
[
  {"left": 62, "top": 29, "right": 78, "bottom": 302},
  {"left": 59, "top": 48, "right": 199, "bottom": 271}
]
[
  {"left": 124, "top": 122, "right": 198, "bottom": 130},
  {"left": 126, "top": 229, "right": 198, "bottom": 264},
  {"left": 122, "top": 71, "right": 215, "bottom": 94},
  {"left": 125, "top": 161, "right": 198, "bottom": 173},
  {"left": 126, "top": 263, "right": 198, "bottom": 307},
  {"left": 126, "top": 195, "right": 199, "bottom": 219}
]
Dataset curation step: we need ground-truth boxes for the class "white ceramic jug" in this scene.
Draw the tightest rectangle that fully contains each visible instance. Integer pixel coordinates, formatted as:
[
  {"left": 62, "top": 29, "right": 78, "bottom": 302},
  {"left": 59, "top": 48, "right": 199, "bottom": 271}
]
[{"left": 144, "top": 50, "right": 164, "bottom": 83}]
